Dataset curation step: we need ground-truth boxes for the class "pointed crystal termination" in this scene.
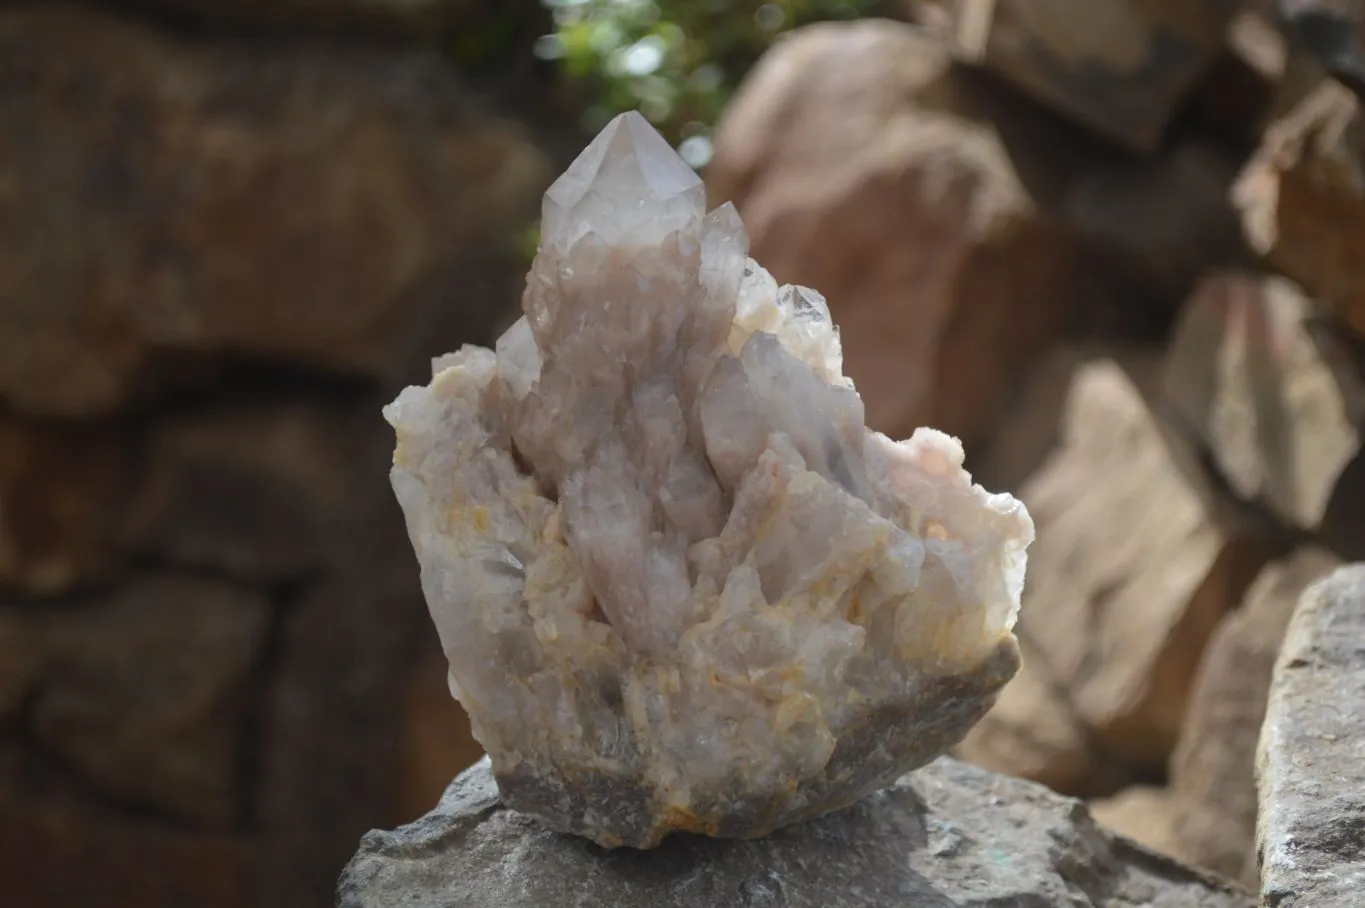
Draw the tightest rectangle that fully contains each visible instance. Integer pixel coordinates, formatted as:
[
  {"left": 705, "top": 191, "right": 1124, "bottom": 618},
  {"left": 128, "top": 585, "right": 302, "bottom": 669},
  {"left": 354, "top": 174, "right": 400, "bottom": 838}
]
[
  {"left": 384, "top": 112, "right": 1033, "bottom": 850},
  {"left": 541, "top": 110, "right": 708, "bottom": 253}
]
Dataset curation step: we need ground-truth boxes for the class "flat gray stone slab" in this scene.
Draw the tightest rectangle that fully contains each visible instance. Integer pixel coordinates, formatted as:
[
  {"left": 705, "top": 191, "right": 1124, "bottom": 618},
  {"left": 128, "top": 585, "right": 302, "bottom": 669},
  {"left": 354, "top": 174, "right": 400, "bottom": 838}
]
[
  {"left": 1258, "top": 564, "right": 1365, "bottom": 907},
  {"left": 339, "top": 756, "right": 1251, "bottom": 908}
]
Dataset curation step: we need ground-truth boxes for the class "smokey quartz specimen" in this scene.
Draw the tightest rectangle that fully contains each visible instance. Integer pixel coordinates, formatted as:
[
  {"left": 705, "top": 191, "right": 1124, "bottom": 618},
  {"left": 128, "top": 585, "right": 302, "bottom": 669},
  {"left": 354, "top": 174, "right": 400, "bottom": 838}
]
[{"left": 384, "top": 111, "right": 1034, "bottom": 848}]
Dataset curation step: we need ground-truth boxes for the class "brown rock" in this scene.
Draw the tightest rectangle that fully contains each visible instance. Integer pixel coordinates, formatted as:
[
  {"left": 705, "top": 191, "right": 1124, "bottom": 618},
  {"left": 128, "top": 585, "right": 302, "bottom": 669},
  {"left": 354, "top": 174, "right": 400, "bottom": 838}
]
[
  {"left": 30, "top": 572, "right": 271, "bottom": 828},
  {"left": 1164, "top": 270, "right": 1364, "bottom": 533},
  {"left": 1089, "top": 786, "right": 1183, "bottom": 858},
  {"left": 132, "top": 394, "right": 350, "bottom": 582},
  {"left": 0, "top": 416, "right": 140, "bottom": 596},
  {"left": 955, "top": 633, "right": 1120, "bottom": 796},
  {"left": 972, "top": 344, "right": 1163, "bottom": 493},
  {"left": 0, "top": 770, "right": 257, "bottom": 908},
  {"left": 254, "top": 394, "right": 434, "bottom": 908},
  {"left": 1064, "top": 142, "right": 1247, "bottom": 314},
  {"left": 1169, "top": 547, "right": 1341, "bottom": 887},
  {"left": 1270, "top": 47, "right": 1335, "bottom": 124},
  {"left": 707, "top": 19, "right": 1088, "bottom": 446},
  {"left": 973, "top": 348, "right": 1191, "bottom": 809},
  {"left": 0, "top": 611, "right": 36, "bottom": 720},
  {"left": 0, "top": 6, "right": 550, "bottom": 416},
  {"left": 101, "top": 0, "right": 478, "bottom": 37},
  {"left": 1236, "top": 80, "right": 1365, "bottom": 342},
  {"left": 946, "top": 0, "right": 1241, "bottom": 152},
  {"left": 1186, "top": 9, "right": 1288, "bottom": 145},
  {"left": 1018, "top": 360, "right": 1269, "bottom": 773}
]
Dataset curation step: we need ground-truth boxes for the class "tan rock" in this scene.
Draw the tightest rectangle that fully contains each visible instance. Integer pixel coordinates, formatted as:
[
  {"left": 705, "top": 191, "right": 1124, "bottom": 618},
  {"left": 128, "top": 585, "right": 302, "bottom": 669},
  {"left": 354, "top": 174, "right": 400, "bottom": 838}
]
[
  {"left": 1236, "top": 80, "right": 1365, "bottom": 342},
  {"left": 946, "top": 0, "right": 1241, "bottom": 152},
  {"left": 972, "top": 344, "right": 1163, "bottom": 494},
  {"left": 1169, "top": 547, "right": 1341, "bottom": 887},
  {"left": 1018, "top": 360, "right": 1269, "bottom": 773},
  {"left": 30, "top": 573, "right": 270, "bottom": 828},
  {"left": 707, "top": 19, "right": 1085, "bottom": 446},
  {"left": 1164, "top": 270, "right": 1364, "bottom": 533},
  {"left": 1089, "top": 786, "right": 1183, "bottom": 858},
  {"left": 962, "top": 348, "right": 1179, "bottom": 797},
  {"left": 0, "top": 416, "right": 140, "bottom": 596},
  {"left": 955, "top": 633, "right": 1120, "bottom": 796},
  {"left": 0, "top": 6, "right": 549, "bottom": 416}
]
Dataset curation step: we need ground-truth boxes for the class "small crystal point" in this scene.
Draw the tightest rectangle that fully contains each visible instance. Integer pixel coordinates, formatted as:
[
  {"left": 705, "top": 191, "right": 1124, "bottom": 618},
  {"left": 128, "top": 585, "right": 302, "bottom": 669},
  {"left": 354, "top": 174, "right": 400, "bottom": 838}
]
[
  {"left": 542, "top": 110, "right": 706, "bottom": 252},
  {"left": 701, "top": 202, "right": 749, "bottom": 301},
  {"left": 703, "top": 202, "right": 748, "bottom": 254}
]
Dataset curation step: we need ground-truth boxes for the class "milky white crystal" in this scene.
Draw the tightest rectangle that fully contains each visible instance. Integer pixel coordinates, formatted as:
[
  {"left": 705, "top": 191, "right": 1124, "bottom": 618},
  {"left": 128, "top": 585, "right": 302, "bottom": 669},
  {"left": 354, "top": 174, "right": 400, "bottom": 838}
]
[{"left": 385, "top": 111, "right": 1033, "bottom": 848}]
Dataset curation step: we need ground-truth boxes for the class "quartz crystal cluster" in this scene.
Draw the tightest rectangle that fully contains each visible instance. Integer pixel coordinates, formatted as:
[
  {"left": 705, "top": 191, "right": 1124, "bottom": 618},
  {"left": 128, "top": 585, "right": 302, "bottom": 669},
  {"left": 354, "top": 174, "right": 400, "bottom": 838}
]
[{"left": 385, "top": 111, "right": 1034, "bottom": 848}]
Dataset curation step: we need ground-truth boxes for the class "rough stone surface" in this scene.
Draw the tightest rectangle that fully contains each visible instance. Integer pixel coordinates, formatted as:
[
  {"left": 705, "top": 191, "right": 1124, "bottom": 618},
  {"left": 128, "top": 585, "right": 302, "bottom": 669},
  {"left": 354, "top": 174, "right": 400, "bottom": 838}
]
[
  {"left": 1257, "top": 564, "right": 1365, "bottom": 907},
  {"left": 0, "top": 6, "right": 549, "bottom": 416},
  {"left": 1014, "top": 359, "right": 1269, "bottom": 774},
  {"left": 386, "top": 110, "right": 1034, "bottom": 849},
  {"left": 946, "top": 0, "right": 1241, "bottom": 152},
  {"left": 0, "top": 416, "right": 140, "bottom": 595},
  {"left": 1166, "top": 270, "right": 1365, "bottom": 531},
  {"left": 30, "top": 572, "right": 271, "bottom": 828},
  {"left": 339, "top": 756, "right": 1253, "bottom": 908},
  {"left": 1170, "top": 547, "right": 1341, "bottom": 886},
  {"left": 706, "top": 19, "right": 1086, "bottom": 446},
  {"left": 1236, "top": 79, "right": 1365, "bottom": 342}
]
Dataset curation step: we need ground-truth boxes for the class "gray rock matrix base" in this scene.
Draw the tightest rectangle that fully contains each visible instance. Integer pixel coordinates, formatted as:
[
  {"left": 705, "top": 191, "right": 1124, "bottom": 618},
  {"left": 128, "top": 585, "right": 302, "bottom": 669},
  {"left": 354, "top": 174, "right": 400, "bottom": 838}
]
[
  {"left": 1257, "top": 565, "right": 1365, "bottom": 907},
  {"left": 339, "top": 757, "right": 1251, "bottom": 908}
]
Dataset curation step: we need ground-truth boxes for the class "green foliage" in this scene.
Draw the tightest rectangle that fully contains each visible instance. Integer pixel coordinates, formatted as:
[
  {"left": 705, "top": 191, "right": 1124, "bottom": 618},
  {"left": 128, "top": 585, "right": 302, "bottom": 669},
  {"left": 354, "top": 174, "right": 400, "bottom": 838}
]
[{"left": 537, "top": 0, "right": 884, "bottom": 168}]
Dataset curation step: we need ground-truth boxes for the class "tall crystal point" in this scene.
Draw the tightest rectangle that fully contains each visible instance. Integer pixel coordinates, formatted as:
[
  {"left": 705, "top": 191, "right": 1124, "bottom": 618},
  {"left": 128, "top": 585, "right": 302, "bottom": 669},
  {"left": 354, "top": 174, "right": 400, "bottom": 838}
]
[
  {"left": 541, "top": 110, "right": 707, "bottom": 252},
  {"left": 385, "top": 110, "right": 1034, "bottom": 849}
]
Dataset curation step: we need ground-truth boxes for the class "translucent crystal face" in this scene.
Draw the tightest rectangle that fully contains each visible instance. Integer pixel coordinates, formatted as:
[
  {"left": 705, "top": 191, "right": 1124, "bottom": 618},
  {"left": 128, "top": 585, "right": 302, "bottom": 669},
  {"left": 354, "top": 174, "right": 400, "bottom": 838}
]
[
  {"left": 541, "top": 111, "right": 708, "bottom": 253},
  {"left": 385, "top": 110, "right": 1033, "bottom": 849}
]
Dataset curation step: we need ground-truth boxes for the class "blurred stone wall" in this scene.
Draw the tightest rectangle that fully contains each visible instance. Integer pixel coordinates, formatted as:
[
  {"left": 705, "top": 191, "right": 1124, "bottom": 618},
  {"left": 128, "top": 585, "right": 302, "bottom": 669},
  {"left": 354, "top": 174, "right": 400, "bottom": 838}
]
[
  {"left": 0, "top": 2, "right": 574, "bottom": 906},
  {"left": 708, "top": 0, "right": 1365, "bottom": 889},
  {"left": 8, "top": 0, "right": 1365, "bottom": 904}
]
